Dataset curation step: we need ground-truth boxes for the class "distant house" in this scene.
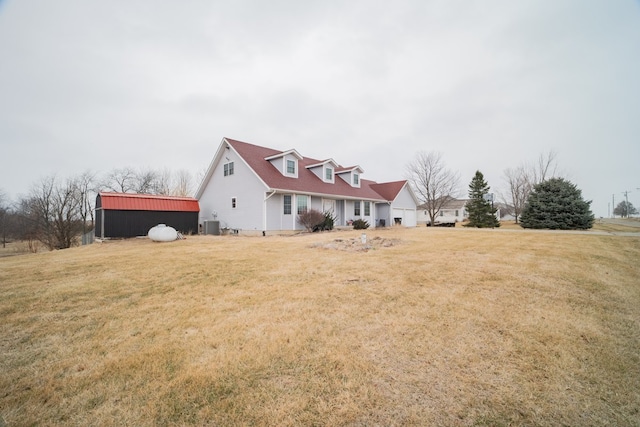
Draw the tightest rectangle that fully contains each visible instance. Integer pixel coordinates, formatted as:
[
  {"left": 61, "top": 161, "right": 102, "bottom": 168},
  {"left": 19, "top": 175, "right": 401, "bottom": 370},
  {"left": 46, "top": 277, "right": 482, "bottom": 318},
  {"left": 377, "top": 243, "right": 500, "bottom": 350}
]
[
  {"left": 195, "top": 138, "right": 419, "bottom": 234},
  {"left": 417, "top": 197, "right": 503, "bottom": 225},
  {"left": 95, "top": 192, "right": 200, "bottom": 238},
  {"left": 417, "top": 198, "right": 468, "bottom": 225},
  {"left": 495, "top": 202, "right": 515, "bottom": 221}
]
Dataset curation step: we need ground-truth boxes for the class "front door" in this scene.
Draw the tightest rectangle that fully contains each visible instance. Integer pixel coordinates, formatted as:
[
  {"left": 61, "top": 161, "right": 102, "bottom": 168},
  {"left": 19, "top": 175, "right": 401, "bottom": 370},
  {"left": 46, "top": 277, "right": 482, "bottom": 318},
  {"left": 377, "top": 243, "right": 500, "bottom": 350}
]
[{"left": 323, "top": 199, "right": 339, "bottom": 224}]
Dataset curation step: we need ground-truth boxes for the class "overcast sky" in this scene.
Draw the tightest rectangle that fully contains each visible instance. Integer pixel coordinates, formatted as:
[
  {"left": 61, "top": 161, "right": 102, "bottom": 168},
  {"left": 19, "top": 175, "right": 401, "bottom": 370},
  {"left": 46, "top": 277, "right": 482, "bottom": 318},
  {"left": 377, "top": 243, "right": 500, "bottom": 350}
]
[{"left": 1, "top": 0, "right": 639, "bottom": 217}]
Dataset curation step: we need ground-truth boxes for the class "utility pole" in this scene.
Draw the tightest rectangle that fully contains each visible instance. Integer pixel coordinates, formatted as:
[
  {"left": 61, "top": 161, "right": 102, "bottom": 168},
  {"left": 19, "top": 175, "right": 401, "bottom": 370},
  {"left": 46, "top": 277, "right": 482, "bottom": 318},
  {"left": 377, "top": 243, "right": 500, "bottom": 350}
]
[
  {"left": 612, "top": 194, "right": 615, "bottom": 218},
  {"left": 622, "top": 191, "right": 630, "bottom": 218}
]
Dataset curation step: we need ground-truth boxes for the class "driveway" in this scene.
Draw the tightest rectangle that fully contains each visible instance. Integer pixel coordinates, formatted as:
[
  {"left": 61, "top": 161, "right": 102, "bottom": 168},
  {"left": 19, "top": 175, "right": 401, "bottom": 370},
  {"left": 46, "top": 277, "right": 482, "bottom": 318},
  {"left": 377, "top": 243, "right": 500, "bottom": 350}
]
[{"left": 599, "top": 218, "right": 640, "bottom": 228}]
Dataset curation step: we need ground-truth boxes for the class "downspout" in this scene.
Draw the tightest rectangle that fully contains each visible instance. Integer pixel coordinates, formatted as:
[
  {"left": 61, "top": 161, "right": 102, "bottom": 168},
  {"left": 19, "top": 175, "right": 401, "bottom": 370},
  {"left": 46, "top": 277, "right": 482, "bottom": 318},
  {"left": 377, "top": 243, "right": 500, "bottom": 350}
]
[{"left": 263, "top": 190, "right": 277, "bottom": 235}]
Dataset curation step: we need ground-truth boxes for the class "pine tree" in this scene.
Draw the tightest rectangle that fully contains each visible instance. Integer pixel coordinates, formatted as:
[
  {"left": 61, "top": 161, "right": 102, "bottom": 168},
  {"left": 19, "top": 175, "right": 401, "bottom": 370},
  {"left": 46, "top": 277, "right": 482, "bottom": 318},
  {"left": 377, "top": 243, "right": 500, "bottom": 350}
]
[
  {"left": 464, "top": 170, "right": 500, "bottom": 228},
  {"left": 521, "top": 178, "right": 594, "bottom": 229}
]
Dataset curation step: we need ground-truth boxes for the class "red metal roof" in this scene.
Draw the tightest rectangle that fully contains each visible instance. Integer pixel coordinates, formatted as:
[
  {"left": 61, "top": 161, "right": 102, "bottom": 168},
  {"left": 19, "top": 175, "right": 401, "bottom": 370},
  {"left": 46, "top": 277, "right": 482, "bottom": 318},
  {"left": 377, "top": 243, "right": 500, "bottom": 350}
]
[
  {"left": 98, "top": 192, "right": 200, "bottom": 212},
  {"left": 225, "top": 138, "right": 407, "bottom": 202}
]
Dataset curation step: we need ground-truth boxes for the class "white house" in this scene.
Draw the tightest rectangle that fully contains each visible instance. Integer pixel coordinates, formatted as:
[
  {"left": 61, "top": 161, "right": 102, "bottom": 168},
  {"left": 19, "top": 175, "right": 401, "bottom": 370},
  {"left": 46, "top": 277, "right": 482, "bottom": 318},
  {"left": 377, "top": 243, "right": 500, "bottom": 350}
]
[
  {"left": 417, "top": 197, "right": 503, "bottom": 226},
  {"left": 417, "top": 198, "right": 468, "bottom": 226},
  {"left": 196, "top": 138, "right": 419, "bottom": 234}
]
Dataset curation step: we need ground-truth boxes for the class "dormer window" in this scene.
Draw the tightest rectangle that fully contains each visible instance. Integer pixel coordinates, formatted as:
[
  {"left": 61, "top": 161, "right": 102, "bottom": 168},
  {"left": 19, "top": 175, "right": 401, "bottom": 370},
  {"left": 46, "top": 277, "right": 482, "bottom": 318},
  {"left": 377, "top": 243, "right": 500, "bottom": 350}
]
[
  {"left": 325, "top": 167, "right": 333, "bottom": 181},
  {"left": 336, "top": 166, "right": 363, "bottom": 187},
  {"left": 265, "top": 149, "right": 302, "bottom": 178},
  {"left": 286, "top": 159, "right": 296, "bottom": 175},
  {"left": 306, "top": 159, "right": 337, "bottom": 183}
]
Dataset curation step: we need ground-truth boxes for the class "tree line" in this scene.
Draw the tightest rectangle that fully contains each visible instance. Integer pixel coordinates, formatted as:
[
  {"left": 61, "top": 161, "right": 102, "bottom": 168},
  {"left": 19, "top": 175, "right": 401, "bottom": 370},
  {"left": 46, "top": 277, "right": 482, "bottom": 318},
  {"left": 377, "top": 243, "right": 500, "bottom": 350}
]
[
  {"left": 0, "top": 167, "right": 200, "bottom": 251},
  {"left": 406, "top": 150, "right": 595, "bottom": 229}
]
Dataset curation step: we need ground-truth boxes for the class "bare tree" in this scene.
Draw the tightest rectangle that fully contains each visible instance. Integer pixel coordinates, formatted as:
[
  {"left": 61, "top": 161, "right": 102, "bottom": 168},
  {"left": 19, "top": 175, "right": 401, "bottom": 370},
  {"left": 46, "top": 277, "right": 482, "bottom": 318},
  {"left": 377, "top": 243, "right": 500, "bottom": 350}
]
[
  {"left": 20, "top": 175, "right": 84, "bottom": 250},
  {"left": 101, "top": 167, "right": 197, "bottom": 197},
  {"left": 0, "top": 189, "right": 9, "bottom": 248},
  {"left": 103, "top": 167, "right": 138, "bottom": 193},
  {"left": 102, "top": 167, "right": 161, "bottom": 194},
  {"left": 74, "top": 171, "right": 98, "bottom": 233},
  {"left": 134, "top": 168, "right": 158, "bottom": 194},
  {"left": 11, "top": 197, "right": 39, "bottom": 251},
  {"left": 153, "top": 168, "right": 173, "bottom": 195},
  {"left": 406, "top": 151, "right": 460, "bottom": 226},
  {"left": 529, "top": 150, "right": 559, "bottom": 185},
  {"left": 172, "top": 169, "right": 194, "bottom": 197},
  {"left": 502, "top": 151, "right": 560, "bottom": 223},
  {"left": 502, "top": 166, "right": 530, "bottom": 223}
]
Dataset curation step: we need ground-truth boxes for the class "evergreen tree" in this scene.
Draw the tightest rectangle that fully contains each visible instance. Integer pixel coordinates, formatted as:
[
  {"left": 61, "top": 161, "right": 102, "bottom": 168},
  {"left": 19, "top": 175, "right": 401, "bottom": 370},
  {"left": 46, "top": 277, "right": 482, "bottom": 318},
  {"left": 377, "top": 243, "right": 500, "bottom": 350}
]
[
  {"left": 464, "top": 170, "right": 500, "bottom": 228},
  {"left": 521, "top": 178, "right": 594, "bottom": 229}
]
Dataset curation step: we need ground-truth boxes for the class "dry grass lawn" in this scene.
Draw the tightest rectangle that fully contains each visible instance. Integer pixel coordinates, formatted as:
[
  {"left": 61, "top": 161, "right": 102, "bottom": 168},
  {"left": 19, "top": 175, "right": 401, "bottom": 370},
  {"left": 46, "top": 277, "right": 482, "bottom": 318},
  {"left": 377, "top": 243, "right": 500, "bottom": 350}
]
[{"left": 1, "top": 227, "right": 639, "bottom": 426}]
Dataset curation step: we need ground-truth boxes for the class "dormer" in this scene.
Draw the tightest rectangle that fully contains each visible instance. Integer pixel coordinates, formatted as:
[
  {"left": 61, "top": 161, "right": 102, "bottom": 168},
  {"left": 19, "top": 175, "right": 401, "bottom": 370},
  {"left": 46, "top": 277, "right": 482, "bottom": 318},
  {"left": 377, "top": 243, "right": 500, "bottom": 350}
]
[
  {"left": 264, "top": 149, "right": 303, "bottom": 178},
  {"left": 336, "top": 166, "right": 364, "bottom": 188},
  {"left": 306, "top": 159, "right": 338, "bottom": 184}
]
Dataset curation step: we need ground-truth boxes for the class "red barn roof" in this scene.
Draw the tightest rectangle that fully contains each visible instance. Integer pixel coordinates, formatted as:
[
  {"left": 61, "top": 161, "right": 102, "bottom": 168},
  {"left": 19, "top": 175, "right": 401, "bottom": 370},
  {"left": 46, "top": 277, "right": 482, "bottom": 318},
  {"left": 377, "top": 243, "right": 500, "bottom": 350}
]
[{"left": 98, "top": 192, "right": 200, "bottom": 212}]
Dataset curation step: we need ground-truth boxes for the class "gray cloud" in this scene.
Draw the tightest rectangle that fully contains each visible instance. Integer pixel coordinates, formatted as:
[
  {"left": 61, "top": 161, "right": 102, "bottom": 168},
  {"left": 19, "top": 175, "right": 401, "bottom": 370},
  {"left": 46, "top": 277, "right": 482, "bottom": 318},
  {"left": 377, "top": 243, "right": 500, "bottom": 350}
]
[{"left": 1, "top": 0, "right": 639, "bottom": 215}]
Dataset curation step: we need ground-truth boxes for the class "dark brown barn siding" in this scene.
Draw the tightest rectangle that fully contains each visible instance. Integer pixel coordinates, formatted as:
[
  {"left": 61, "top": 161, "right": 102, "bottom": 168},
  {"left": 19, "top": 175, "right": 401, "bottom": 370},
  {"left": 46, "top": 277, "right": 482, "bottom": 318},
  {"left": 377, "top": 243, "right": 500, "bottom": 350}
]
[
  {"left": 95, "top": 193, "right": 200, "bottom": 239},
  {"left": 97, "top": 210, "right": 198, "bottom": 238}
]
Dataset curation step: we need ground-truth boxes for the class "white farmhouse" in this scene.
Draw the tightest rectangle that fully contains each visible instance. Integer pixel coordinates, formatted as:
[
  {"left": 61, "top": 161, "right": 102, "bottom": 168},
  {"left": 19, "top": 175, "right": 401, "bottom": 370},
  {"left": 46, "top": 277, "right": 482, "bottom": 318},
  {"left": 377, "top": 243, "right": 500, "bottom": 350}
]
[{"left": 196, "top": 138, "right": 419, "bottom": 234}]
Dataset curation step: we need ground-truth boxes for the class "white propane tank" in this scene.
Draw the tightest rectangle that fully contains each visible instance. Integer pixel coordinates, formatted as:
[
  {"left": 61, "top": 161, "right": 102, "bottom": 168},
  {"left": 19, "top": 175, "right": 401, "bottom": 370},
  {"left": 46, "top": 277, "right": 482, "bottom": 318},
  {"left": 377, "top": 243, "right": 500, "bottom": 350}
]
[{"left": 148, "top": 224, "right": 178, "bottom": 242}]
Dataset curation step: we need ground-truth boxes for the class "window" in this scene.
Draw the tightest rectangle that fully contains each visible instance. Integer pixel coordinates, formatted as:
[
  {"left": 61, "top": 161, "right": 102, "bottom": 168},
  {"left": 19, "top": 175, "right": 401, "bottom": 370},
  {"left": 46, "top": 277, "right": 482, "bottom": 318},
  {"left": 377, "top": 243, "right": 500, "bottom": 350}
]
[
  {"left": 354, "top": 201, "right": 361, "bottom": 216},
  {"left": 231, "top": 197, "right": 237, "bottom": 209},
  {"left": 455, "top": 210, "right": 459, "bottom": 217},
  {"left": 364, "top": 201, "right": 370, "bottom": 216},
  {"left": 297, "top": 195, "right": 308, "bottom": 214},
  {"left": 286, "top": 159, "right": 296, "bottom": 174},
  {"left": 224, "top": 162, "right": 234, "bottom": 176},
  {"left": 283, "top": 195, "right": 292, "bottom": 215},
  {"left": 440, "top": 211, "right": 444, "bottom": 216},
  {"left": 353, "top": 173, "right": 359, "bottom": 185},
  {"left": 325, "top": 167, "right": 333, "bottom": 180}
]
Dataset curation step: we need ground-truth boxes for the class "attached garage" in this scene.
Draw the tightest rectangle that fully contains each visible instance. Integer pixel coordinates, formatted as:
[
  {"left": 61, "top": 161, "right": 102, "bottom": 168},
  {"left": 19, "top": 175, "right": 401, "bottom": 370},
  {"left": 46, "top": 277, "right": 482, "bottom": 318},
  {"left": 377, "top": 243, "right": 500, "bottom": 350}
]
[
  {"left": 392, "top": 208, "right": 417, "bottom": 227},
  {"left": 95, "top": 192, "right": 200, "bottom": 239}
]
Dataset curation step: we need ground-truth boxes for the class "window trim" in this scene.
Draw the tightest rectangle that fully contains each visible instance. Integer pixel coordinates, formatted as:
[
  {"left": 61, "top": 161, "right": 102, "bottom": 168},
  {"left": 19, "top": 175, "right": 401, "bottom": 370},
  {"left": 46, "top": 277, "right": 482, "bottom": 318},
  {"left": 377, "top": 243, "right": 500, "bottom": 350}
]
[
  {"left": 224, "top": 161, "right": 234, "bottom": 177},
  {"left": 286, "top": 159, "right": 296, "bottom": 175},
  {"left": 325, "top": 166, "right": 333, "bottom": 181}
]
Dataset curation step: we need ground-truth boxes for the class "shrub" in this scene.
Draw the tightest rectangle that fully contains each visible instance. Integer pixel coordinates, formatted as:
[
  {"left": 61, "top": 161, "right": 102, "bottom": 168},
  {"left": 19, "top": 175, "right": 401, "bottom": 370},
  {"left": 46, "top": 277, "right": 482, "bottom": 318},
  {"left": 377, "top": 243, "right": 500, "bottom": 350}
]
[
  {"left": 297, "top": 209, "right": 326, "bottom": 232},
  {"left": 352, "top": 219, "right": 369, "bottom": 230},
  {"left": 314, "top": 211, "right": 336, "bottom": 232}
]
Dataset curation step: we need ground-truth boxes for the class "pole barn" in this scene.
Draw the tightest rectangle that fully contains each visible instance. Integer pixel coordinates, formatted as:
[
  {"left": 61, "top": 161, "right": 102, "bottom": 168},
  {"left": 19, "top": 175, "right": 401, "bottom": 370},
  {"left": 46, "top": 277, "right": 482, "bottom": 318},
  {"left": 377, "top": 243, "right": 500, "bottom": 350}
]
[{"left": 95, "top": 192, "right": 200, "bottom": 239}]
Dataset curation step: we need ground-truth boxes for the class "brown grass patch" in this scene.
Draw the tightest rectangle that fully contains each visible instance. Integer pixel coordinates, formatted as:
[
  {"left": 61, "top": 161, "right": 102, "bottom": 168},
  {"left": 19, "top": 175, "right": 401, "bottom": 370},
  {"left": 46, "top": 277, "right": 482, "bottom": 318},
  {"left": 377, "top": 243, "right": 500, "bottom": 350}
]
[{"left": 1, "top": 228, "right": 639, "bottom": 425}]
